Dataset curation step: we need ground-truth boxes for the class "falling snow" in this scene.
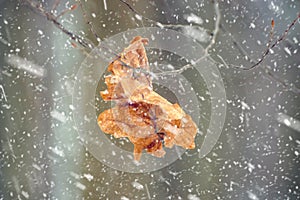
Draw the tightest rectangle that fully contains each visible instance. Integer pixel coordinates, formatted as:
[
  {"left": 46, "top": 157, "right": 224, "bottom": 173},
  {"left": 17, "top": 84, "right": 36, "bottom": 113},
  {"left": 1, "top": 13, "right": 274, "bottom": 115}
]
[
  {"left": 247, "top": 191, "right": 259, "bottom": 200},
  {"left": 132, "top": 181, "right": 144, "bottom": 190},
  {"left": 103, "top": 0, "right": 107, "bottom": 11},
  {"left": 50, "top": 109, "right": 67, "bottom": 123},
  {"left": 187, "top": 194, "right": 200, "bottom": 200},
  {"left": 0, "top": 0, "right": 299, "bottom": 199},
  {"left": 284, "top": 47, "right": 292, "bottom": 56},
  {"left": 181, "top": 26, "right": 210, "bottom": 42},
  {"left": 277, "top": 113, "right": 300, "bottom": 132},
  {"left": 5, "top": 54, "right": 46, "bottom": 77},
  {"left": 184, "top": 13, "right": 203, "bottom": 25},
  {"left": 75, "top": 182, "right": 86, "bottom": 191}
]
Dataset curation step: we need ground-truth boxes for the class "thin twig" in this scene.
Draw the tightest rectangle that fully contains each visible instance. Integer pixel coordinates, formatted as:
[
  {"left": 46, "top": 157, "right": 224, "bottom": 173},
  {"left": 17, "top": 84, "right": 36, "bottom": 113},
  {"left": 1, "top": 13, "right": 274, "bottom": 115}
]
[
  {"left": 220, "top": 23, "right": 255, "bottom": 64},
  {"left": 219, "top": 14, "right": 300, "bottom": 93},
  {"left": 119, "top": 0, "right": 153, "bottom": 23},
  {"left": 156, "top": 0, "right": 221, "bottom": 76},
  {"left": 23, "top": 0, "right": 119, "bottom": 58},
  {"left": 22, "top": 0, "right": 94, "bottom": 50},
  {"left": 155, "top": 54, "right": 214, "bottom": 76},
  {"left": 242, "top": 13, "right": 300, "bottom": 70},
  {"left": 51, "top": 0, "right": 60, "bottom": 11},
  {"left": 263, "top": 69, "right": 300, "bottom": 94},
  {"left": 55, "top": 4, "right": 77, "bottom": 19},
  {"left": 205, "top": 0, "right": 220, "bottom": 54},
  {"left": 267, "top": 19, "right": 275, "bottom": 48},
  {"left": 119, "top": 0, "right": 181, "bottom": 28}
]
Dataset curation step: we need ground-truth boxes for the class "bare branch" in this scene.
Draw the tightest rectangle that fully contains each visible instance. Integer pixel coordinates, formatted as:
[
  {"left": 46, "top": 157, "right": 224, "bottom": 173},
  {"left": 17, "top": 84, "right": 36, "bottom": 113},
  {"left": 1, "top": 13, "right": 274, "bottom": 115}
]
[
  {"left": 55, "top": 4, "right": 77, "bottom": 19},
  {"left": 263, "top": 68, "right": 300, "bottom": 94},
  {"left": 22, "top": 0, "right": 94, "bottom": 50},
  {"left": 156, "top": 0, "right": 221, "bottom": 76},
  {"left": 119, "top": 0, "right": 155, "bottom": 24},
  {"left": 242, "top": 13, "right": 300, "bottom": 70},
  {"left": 119, "top": 0, "right": 190, "bottom": 29},
  {"left": 205, "top": 0, "right": 221, "bottom": 53},
  {"left": 218, "top": 13, "right": 300, "bottom": 93},
  {"left": 23, "top": 0, "right": 300, "bottom": 94},
  {"left": 220, "top": 23, "right": 255, "bottom": 64},
  {"left": 52, "top": 0, "right": 60, "bottom": 11}
]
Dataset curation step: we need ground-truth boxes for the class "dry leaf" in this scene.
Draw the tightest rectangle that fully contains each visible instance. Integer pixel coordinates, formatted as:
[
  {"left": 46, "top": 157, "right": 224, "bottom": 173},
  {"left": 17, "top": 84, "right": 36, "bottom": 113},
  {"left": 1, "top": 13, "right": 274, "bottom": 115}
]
[{"left": 98, "top": 36, "right": 198, "bottom": 161}]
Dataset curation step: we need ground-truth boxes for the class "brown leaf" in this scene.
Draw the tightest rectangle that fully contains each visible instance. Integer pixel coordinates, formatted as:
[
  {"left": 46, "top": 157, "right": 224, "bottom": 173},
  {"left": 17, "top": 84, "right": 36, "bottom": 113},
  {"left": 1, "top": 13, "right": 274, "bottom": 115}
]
[
  {"left": 98, "top": 36, "right": 198, "bottom": 161},
  {"left": 100, "top": 36, "right": 151, "bottom": 101}
]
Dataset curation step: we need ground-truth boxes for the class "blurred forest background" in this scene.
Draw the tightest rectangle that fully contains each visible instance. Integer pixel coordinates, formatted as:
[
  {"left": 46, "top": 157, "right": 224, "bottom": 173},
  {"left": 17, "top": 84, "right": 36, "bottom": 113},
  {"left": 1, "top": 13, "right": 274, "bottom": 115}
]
[{"left": 0, "top": 0, "right": 300, "bottom": 199}]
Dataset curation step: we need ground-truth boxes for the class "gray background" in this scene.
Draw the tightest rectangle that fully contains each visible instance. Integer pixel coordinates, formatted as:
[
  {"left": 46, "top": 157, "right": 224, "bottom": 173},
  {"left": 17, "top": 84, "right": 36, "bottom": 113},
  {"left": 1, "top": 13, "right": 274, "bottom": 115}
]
[{"left": 0, "top": 0, "right": 299, "bottom": 199}]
